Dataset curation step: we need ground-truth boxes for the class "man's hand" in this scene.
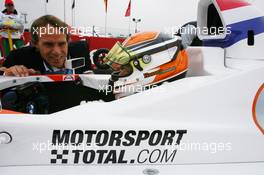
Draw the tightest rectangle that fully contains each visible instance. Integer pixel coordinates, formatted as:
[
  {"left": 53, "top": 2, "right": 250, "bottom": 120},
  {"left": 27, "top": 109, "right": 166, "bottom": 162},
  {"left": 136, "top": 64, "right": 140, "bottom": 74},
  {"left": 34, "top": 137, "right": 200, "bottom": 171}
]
[{"left": 3, "top": 65, "right": 37, "bottom": 77}]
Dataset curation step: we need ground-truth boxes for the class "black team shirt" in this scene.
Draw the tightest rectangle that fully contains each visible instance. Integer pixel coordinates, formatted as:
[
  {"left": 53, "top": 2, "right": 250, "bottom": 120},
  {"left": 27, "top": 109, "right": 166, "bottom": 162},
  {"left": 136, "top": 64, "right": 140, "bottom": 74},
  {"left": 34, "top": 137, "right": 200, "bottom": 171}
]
[{"left": 1, "top": 46, "right": 46, "bottom": 75}]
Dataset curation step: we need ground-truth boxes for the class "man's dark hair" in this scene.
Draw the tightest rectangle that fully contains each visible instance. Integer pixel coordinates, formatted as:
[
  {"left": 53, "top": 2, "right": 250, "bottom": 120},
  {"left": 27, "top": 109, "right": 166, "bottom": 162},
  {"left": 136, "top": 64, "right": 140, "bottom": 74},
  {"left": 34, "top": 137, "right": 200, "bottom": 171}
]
[{"left": 30, "top": 15, "right": 69, "bottom": 44}]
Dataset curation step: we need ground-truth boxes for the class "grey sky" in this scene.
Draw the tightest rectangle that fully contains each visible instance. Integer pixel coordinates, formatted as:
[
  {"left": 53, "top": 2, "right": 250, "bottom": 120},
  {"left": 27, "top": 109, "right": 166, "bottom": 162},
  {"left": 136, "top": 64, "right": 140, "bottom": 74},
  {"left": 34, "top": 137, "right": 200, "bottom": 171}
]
[{"left": 1, "top": 0, "right": 264, "bottom": 36}]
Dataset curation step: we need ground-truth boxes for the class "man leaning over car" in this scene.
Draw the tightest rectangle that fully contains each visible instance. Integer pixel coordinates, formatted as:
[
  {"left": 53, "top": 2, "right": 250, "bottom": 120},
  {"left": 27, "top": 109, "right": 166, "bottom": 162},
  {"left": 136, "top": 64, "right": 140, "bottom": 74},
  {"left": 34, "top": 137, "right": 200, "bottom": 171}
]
[{"left": 0, "top": 15, "right": 72, "bottom": 76}]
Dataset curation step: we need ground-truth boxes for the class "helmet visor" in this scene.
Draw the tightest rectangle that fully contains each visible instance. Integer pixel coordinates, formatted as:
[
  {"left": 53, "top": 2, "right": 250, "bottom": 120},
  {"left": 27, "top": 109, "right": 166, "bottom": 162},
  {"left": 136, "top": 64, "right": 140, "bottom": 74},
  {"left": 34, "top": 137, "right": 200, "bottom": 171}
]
[{"left": 104, "top": 42, "right": 135, "bottom": 68}]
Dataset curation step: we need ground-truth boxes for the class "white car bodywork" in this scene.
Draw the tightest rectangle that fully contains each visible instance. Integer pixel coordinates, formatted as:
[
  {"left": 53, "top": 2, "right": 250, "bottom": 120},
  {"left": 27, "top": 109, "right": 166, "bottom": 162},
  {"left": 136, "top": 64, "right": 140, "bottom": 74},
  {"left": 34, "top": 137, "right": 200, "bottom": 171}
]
[{"left": 0, "top": 0, "right": 264, "bottom": 174}]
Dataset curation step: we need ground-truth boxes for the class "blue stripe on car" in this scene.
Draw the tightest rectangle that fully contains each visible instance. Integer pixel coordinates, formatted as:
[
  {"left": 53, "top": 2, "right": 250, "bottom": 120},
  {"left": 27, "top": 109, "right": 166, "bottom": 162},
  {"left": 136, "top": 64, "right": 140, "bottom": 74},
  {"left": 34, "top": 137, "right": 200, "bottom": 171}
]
[{"left": 203, "top": 16, "right": 264, "bottom": 48}]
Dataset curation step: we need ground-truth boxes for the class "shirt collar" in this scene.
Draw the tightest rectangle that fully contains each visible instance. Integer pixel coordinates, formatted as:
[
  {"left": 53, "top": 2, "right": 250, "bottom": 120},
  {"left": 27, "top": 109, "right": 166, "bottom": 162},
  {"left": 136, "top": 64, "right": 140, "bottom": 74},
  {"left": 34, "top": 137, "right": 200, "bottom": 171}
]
[{"left": 43, "top": 61, "right": 63, "bottom": 72}]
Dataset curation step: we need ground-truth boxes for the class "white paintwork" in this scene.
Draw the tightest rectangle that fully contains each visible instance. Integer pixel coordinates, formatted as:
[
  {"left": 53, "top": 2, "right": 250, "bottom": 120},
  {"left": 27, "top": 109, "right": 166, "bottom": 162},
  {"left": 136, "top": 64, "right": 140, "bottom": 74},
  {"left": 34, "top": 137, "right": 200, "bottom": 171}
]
[
  {"left": 1, "top": 162, "right": 264, "bottom": 175},
  {"left": 186, "top": 47, "right": 237, "bottom": 76},
  {"left": 0, "top": 0, "right": 264, "bottom": 174},
  {"left": 0, "top": 64, "right": 264, "bottom": 167},
  {"left": 0, "top": 74, "right": 111, "bottom": 91},
  {"left": 222, "top": 5, "right": 263, "bottom": 25},
  {"left": 226, "top": 32, "right": 264, "bottom": 62}
]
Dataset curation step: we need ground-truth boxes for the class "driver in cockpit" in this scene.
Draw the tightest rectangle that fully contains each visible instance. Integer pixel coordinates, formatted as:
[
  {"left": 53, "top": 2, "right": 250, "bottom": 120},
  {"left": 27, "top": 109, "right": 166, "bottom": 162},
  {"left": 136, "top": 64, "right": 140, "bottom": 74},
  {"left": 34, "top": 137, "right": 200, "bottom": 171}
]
[{"left": 0, "top": 15, "right": 72, "bottom": 76}]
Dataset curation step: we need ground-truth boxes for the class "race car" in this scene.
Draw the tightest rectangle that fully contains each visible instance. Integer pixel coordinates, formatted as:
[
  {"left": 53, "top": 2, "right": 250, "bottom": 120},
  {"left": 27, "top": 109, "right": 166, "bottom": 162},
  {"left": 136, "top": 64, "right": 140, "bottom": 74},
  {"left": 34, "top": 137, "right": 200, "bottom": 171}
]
[
  {"left": 0, "top": 30, "right": 188, "bottom": 113},
  {"left": 0, "top": 0, "right": 264, "bottom": 174}
]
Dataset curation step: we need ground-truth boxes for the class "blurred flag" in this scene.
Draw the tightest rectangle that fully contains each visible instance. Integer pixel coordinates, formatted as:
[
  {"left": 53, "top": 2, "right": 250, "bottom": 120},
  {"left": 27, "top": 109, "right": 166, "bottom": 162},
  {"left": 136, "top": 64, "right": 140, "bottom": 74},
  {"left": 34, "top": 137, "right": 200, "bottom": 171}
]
[
  {"left": 125, "top": 0, "right": 131, "bottom": 17},
  {"left": 72, "top": 0, "right": 75, "bottom": 9},
  {"left": 104, "top": 0, "right": 108, "bottom": 13}
]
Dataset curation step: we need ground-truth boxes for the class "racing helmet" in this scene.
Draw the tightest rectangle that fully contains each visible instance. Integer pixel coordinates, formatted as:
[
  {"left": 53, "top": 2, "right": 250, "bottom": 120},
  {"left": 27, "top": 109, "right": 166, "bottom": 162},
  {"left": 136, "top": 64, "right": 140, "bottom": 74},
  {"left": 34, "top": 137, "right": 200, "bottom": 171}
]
[{"left": 104, "top": 31, "right": 189, "bottom": 97}]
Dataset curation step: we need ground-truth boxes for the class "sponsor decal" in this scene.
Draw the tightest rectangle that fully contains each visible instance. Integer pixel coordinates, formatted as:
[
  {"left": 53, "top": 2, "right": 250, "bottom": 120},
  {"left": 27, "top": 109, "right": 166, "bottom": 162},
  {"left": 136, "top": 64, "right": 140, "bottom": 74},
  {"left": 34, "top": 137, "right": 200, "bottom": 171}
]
[
  {"left": 253, "top": 84, "right": 264, "bottom": 134},
  {"left": 50, "top": 130, "right": 187, "bottom": 164},
  {"left": 63, "top": 75, "right": 75, "bottom": 81}
]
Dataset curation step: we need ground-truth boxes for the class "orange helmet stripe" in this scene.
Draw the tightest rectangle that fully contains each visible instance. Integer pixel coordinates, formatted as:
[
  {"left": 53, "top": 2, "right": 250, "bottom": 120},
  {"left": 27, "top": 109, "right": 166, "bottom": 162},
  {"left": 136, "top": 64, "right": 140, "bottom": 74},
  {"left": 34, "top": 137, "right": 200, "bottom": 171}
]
[{"left": 123, "top": 31, "right": 159, "bottom": 47}]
